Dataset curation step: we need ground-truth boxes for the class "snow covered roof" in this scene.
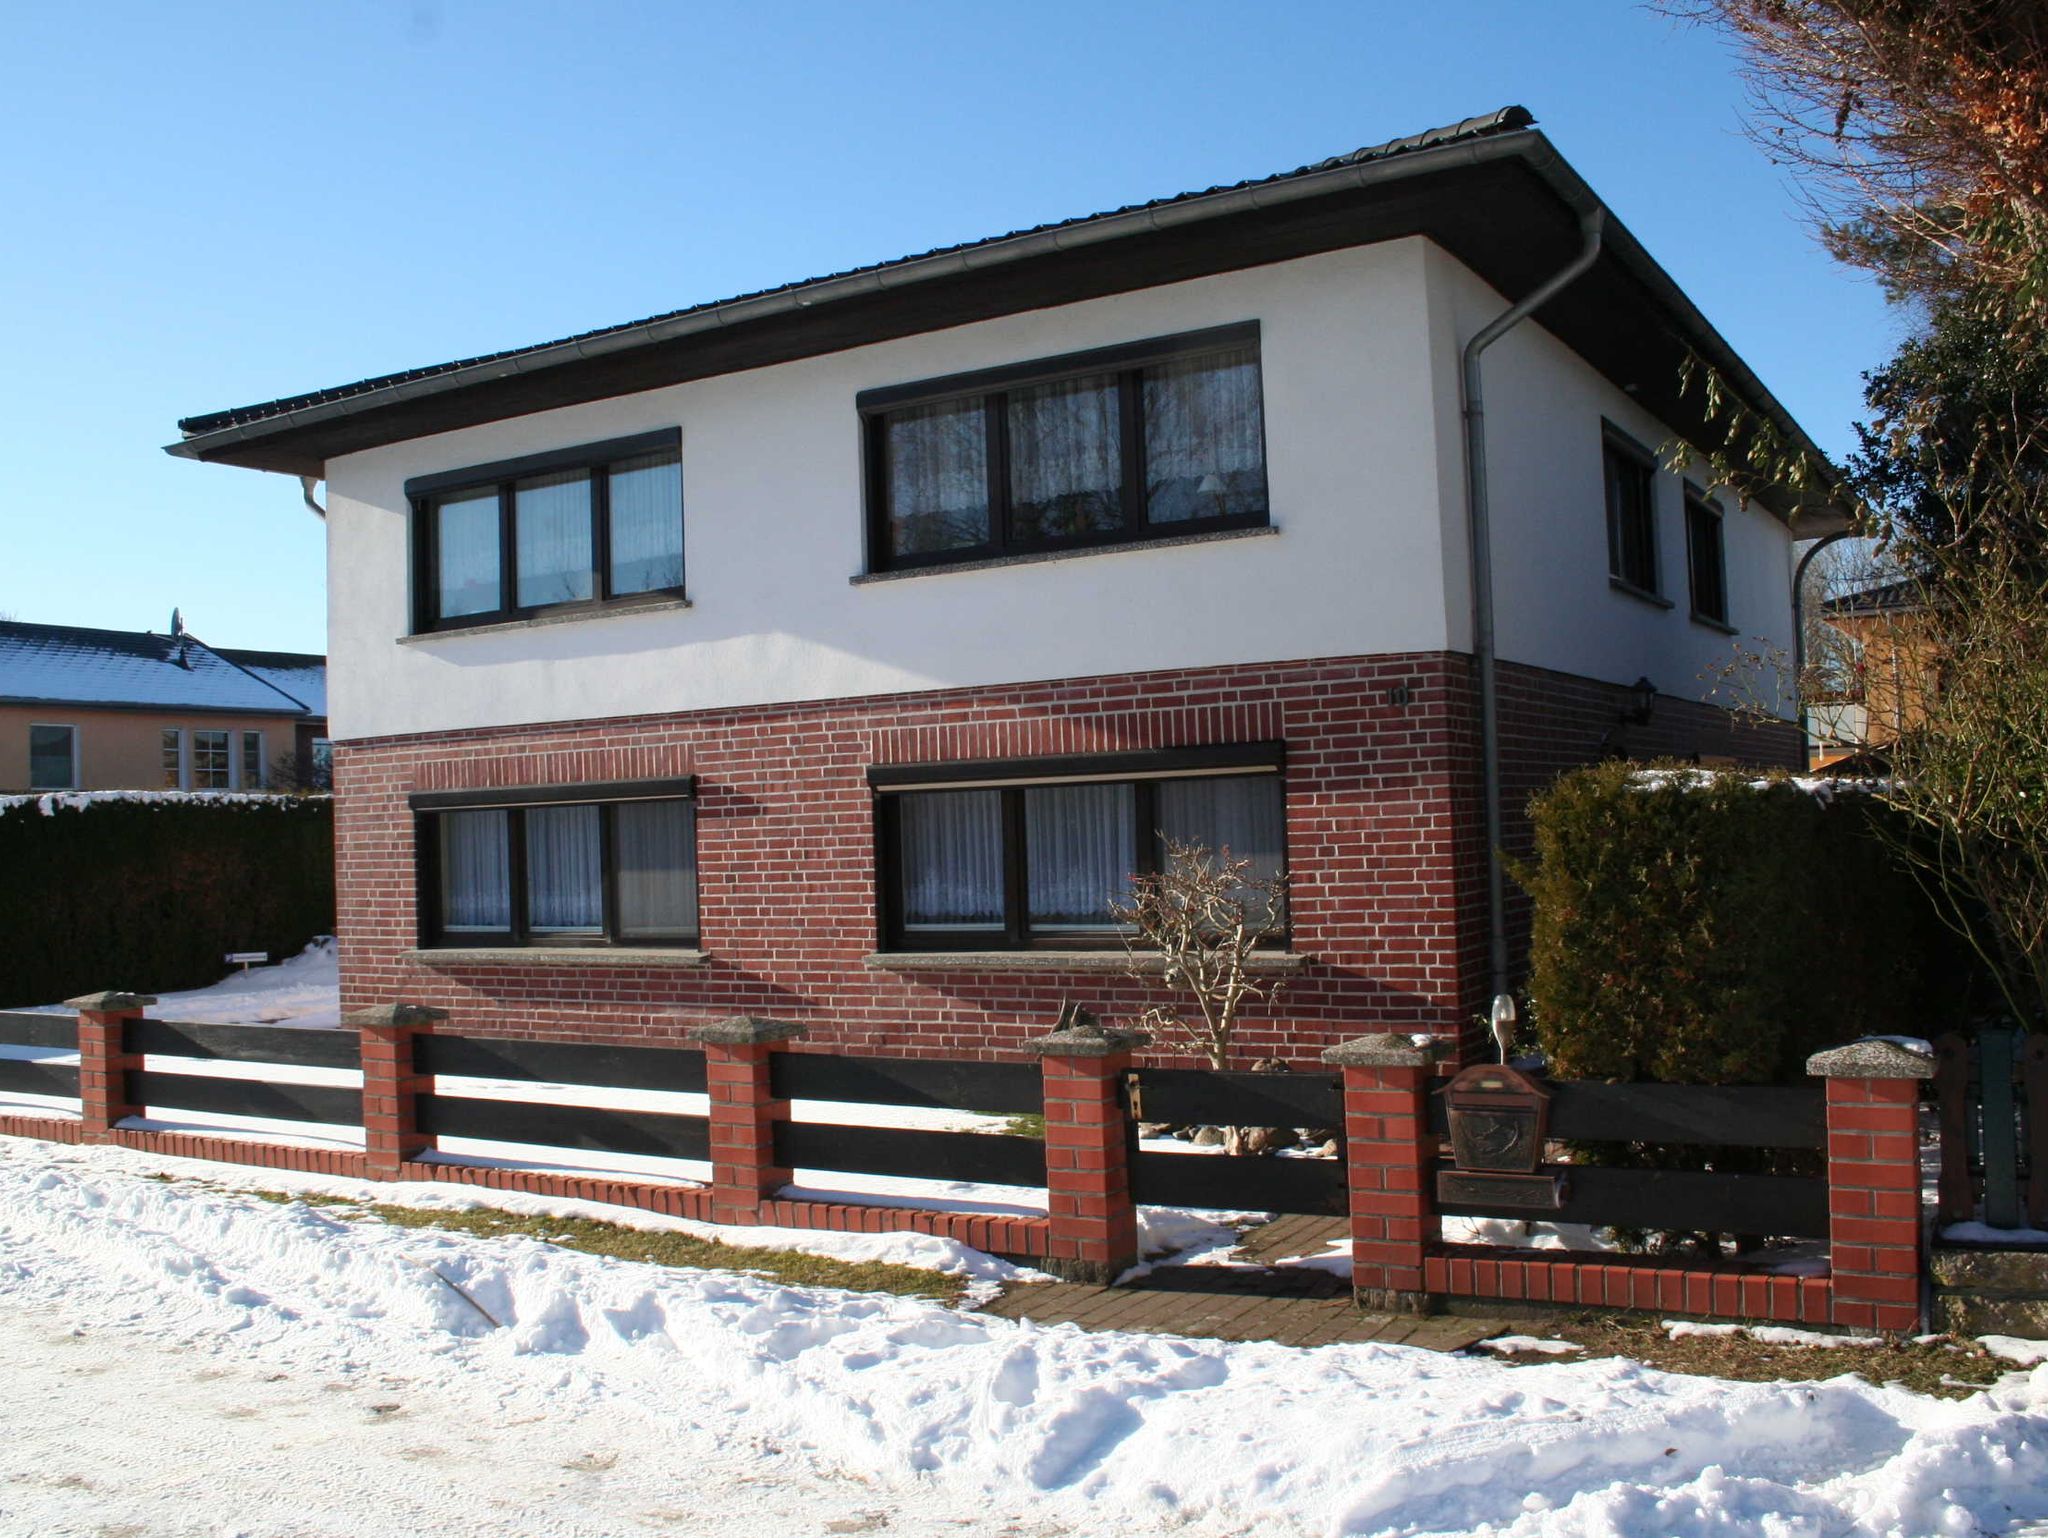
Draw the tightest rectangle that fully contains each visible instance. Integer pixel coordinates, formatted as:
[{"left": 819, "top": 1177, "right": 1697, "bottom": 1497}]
[
  {"left": 0, "top": 622, "right": 322, "bottom": 717},
  {"left": 214, "top": 648, "right": 327, "bottom": 716}
]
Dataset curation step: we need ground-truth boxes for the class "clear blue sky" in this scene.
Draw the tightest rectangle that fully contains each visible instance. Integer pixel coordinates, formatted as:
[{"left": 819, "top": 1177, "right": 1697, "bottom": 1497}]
[{"left": 0, "top": 0, "right": 1899, "bottom": 655}]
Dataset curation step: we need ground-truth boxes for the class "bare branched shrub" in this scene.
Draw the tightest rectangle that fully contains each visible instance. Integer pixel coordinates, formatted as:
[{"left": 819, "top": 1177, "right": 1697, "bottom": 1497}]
[{"left": 1110, "top": 839, "right": 1289, "bottom": 1074}]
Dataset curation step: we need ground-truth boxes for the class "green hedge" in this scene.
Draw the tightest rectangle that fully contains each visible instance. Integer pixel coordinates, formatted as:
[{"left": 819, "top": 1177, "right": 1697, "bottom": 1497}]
[
  {"left": 0, "top": 794, "right": 334, "bottom": 1009},
  {"left": 1516, "top": 764, "right": 1963, "bottom": 1085}
]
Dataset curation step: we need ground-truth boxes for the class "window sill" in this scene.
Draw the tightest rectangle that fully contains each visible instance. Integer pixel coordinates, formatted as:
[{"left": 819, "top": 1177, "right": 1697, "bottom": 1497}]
[
  {"left": 850, "top": 524, "right": 1278, "bottom": 585},
  {"left": 404, "top": 947, "right": 711, "bottom": 970},
  {"left": 1690, "top": 610, "right": 1739, "bottom": 635},
  {"left": 1608, "top": 576, "right": 1675, "bottom": 611},
  {"left": 864, "top": 949, "right": 1310, "bottom": 975},
  {"left": 398, "top": 594, "right": 691, "bottom": 645}
]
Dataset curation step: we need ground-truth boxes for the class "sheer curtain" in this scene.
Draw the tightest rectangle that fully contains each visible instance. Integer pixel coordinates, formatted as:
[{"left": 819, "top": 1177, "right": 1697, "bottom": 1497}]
[
  {"left": 1025, "top": 783, "right": 1135, "bottom": 930},
  {"left": 609, "top": 453, "right": 684, "bottom": 596},
  {"left": 1008, "top": 372, "right": 1122, "bottom": 541},
  {"left": 436, "top": 489, "right": 502, "bottom": 617},
  {"left": 615, "top": 800, "right": 697, "bottom": 940},
  {"left": 440, "top": 810, "right": 510, "bottom": 931},
  {"left": 1159, "top": 776, "right": 1285, "bottom": 924},
  {"left": 897, "top": 790, "right": 1004, "bottom": 931},
  {"left": 526, "top": 805, "right": 603, "bottom": 934},
  {"left": 515, "top": 470, "right": 595, "bottom": 608},
  {"left": 1143, "top": 345, "right": 1266, "bottom": 523},
  {"left": 887, "top": 400, "right": 990, "bottom": 556}
]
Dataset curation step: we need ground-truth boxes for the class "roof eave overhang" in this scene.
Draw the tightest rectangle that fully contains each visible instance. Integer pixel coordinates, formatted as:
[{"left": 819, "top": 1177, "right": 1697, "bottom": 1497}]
[{"left": 166, "top": 129, "right": 1843, "bottom": 526}]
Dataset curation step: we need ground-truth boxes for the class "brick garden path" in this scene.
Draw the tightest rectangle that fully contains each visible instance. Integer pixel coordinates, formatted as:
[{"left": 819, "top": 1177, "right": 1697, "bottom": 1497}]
[{"left": 978, "top": 1215, "right": 1508, "bottom": 1352}]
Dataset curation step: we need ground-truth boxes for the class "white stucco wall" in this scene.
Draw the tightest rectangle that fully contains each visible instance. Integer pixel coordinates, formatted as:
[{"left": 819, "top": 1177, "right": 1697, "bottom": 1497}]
[
  {"left": 325, "top": 242, "right": 1456, "bottom": 741},
  {"left": 1422, "top": 244, "right": 1798, "bottom": 714}
]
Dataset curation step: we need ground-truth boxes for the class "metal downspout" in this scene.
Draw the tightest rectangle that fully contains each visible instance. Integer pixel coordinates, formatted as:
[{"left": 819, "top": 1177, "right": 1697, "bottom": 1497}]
[{"left": 1462, "top": 207, "right": 1606, "bottom": 1014}]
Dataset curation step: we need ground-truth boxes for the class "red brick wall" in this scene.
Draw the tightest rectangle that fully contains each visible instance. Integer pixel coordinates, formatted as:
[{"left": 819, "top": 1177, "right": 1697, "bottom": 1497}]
[{"left": 333, "top": 651, "right": 1797, "bottom": 1060}]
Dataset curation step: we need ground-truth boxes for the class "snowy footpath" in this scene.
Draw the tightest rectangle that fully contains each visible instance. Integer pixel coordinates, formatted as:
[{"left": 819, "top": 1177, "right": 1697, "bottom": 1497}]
[{"left": 1, "top": 1138, "right": 2047, "bottom": 1537}]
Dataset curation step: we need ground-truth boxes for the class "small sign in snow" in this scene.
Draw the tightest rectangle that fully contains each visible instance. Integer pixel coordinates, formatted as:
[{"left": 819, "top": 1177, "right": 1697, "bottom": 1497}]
[{"left": 225, "top": 952, "right": 269, "bottom": 973}]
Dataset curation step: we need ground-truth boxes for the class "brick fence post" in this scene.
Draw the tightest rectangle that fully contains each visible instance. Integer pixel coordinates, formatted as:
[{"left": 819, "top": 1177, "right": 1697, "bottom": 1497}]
[
  {"left": 693, "top": 1017, "right": 808, "bottom": 1225},
  {"left": 1809, "top": 1039, "right": 1936, "bottom": 1334},
  {"left": 1323, "top": 1033, "right": 1444, "bottom": 1314},
  {"left": 345, "top": 1003, "right": 448, "bottom": 1180},
  {"left": 1025, "top": 1011, "right": 1145, "bottom": 1285},
  {"left": 67, "top": 991, "right": 154, "bottom": 1143}
]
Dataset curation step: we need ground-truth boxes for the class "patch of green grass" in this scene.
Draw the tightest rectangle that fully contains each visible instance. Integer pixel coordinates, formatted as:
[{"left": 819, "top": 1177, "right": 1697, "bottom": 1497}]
[
  {"left": 1485, "top": 1313, "right": 2015, "bottom": 1399},
  {"left": 1001, "top": 1113, "right": 1046, "bottom": 1140},
  {"left": 257, "top": 1189, "right": 966, "bottom": 1303}
]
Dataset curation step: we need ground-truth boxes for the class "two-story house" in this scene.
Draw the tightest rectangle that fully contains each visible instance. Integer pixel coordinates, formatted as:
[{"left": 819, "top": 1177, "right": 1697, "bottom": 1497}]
[{"left": 167, "top": 107, "right": 1843, "bottom": 1062}]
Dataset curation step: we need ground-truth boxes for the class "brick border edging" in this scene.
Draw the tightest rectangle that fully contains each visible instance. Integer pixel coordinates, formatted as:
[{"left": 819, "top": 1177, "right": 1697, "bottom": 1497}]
[{"left": 1425, "top": 1247, "right": 1833, "bottom": 1323}]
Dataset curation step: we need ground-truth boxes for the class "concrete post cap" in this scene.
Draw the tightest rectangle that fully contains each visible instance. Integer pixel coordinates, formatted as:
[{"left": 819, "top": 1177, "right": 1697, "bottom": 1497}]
[
  {"left": 1321, "top": 1033, "right": 1449, "bottom": 1068},
  {"left": 342, "top": 1004, "right": 450, "bottom": 1029},
  {"left": 64, "top": 992, "right": 156, "bottom": 1012},
  {"left": 691, "top": 1016, "right": 810, "bottom": 1046},
  {"left": 1023, "top": 1024, "right": 1151, "bottom": 1057},
  {"left": 1805, "top": 1038, "right": 1937, "bottom": 1080}
]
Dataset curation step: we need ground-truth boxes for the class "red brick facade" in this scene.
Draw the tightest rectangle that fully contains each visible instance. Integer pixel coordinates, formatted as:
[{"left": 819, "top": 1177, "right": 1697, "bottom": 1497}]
[{"left": 333, "top": 650, "right": 1797, "bottom": 1060}]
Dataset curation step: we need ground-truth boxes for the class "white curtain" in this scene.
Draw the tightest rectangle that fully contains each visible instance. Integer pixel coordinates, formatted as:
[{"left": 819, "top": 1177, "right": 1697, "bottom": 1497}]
[
  {"left": 440, "top": 810, "right": 510, "bottom": 931},
  {"left": 1025, "top": 783, "right": 1134, "bottom": 930},
  {"left": 526, "top": 805, "right": 603, "bottom": 933},
  {"left": 609, "top": 453, "right": 684, "bottom": 596},
  {"left": 887, "top": 400, "right": 990, "bottom": 556},
  {"left": 515, "top": 470, "right": 594, "bottom": 608},
  {"left": 615, "top": 800, "right": 697, "bottom": 939},
  {"left": 436, "top": 489, "right": 502, "bottom": 617},
  {"left": 1008, "top": 372, "right": 1122, "bottom": 540},
  {"left": 898, "top": 790, "right": 1004, "bottom": 930},
  {"left": 1142, "top": 345, "right": 1266, "bottom": 523},
  {"left": 1159, "top": 775, "right": 1286, "bottom": 923}
]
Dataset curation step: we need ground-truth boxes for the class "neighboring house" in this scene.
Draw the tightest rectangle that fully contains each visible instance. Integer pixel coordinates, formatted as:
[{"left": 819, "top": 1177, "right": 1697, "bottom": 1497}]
[
  {"left": 167, "top": 106, "right": 1843, "bottom": 1058},
  {"left": 0, "top": 617, "right": 328, "bottom": 793},
  {"left": 1811, "top": 577, "right": 1935, "bottom": 770}
]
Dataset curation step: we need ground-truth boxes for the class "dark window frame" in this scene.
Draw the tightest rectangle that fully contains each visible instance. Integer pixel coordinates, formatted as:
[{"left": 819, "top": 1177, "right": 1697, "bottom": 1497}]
[
  {"left": 28, "top": 722, "right": 78, "bottom": 791},
  {"left": 871, "top": 745, "right": 1289, "bottom": 952},
  {"left": 411, "top": 777, "right": 700, "bottom": 950},
  {"left": 190, "top": 728, "right": 232, "bottom": 790},
  {"left": 407, "top": 428, "right": 684, "bottom": 633},
  {"left": 858, "top": 323, "right": 1270, "bottom": 574},
  {"left": 1602, "top": 424, "right": 1664, "bottom": 601},
  {"left": 1684, "top": 483, "right": 1732, "bottom": 628}
]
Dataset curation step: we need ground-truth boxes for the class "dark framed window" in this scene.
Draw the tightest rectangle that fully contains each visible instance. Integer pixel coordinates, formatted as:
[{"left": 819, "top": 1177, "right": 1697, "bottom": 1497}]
[
  {"left": 160, "top": 728, "right": 183, "bottom": 789},
  {"left": 1685, "top": 486, "right": 1730, "bottom": 626},
  {"left": 408, "top": 429, "right": 684, "bottom": 632},
  {"left": 860, "top": 324, "right": 1269, "bottom": 572},
  {"left": 239, "top": 730, "right": 265, "bottom": 789},
  {"left": 412, "top": 779, "right": 699, "bottom": 948},
  {"left": 1603, "top": 428, "right": 1660, "bottom": 596},
  {"left": 191, "top": 729, "right": 231, "bottom": 789},
  {"left": 871, "top": 745, "right": 1287, "bottom": 950},
  {"left": 28, "top": 724, "right": 77, "bottom": 791}
]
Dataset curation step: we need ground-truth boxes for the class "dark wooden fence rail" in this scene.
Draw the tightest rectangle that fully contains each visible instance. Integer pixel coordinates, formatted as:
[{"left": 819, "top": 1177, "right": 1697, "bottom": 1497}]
[
  {"left": 118, "top": 1018, "right": 362, "bottom": 1129},
  {"left": 1127, "top": 1067, "right": 1348, "bottom": 1217},
  {"left": 0, "top": 1010, "right": 81, "bottom": 1100},
  {"left": 770, "top": 1053, "right": 1046, "bottom": 1187},
  {"left": 1423, "top": 1080, "right": 1826, "bottom": 1150},
  {"left": 413, "top": 1032, "right": 711, "bottom": 1159}
]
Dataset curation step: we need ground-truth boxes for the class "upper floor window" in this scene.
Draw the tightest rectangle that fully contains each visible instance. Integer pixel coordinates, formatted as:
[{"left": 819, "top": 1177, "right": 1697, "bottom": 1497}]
[
  {"left": 1685, "top": 486, "right": 1730, "bottom": 627},
  {"left": 412, "top": 778, "right": 699, "bottom": 949},
  {"left": 871, "top": 745, "right": 1286, "bottom": 950},
  {"left": 408, "top": 429, "right": 683, "bottom": 631},
  {"left": 29, "top": 724, "right": 77, "bottom": 791},
  {"left": 860, "top": 324, "right": 1268, "bottom": 572},
  {"left": 1603, "top": 428, "right": 1660, "bottom": 598}
]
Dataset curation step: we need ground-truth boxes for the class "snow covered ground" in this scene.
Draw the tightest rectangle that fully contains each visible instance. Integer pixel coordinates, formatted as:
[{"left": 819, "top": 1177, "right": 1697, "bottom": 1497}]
[{"left": 2, "top": 1135, "right": 2047, "bottom": 1538}]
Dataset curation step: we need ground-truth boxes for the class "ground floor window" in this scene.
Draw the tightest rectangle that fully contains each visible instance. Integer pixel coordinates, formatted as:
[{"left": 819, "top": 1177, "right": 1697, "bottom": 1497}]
[
  {"left": 413, "top": 779, "right": 698, "bottom": 948},
  {"left": 872, "top": 746, "right": 1286, "bottom": 950},
  {"left": 28, "top": 724, "right": 77, "bottom": 791},
  {"left": 239, "top": 730, "right": 265, "bottom": 789},
  {"left": 191, "top": 729, "right": 231, "bottom": 789},
  {"left": 160, "top": 729, "right": 184, "bottom": 788}
]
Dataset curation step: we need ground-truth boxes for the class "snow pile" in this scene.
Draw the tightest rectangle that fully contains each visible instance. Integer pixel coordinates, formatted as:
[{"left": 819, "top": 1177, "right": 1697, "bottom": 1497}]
[
  {"left": 2, "top": 1136, "right": 2046, "bottom": 1538},
  {"left": 1477, "top": 1336, "right": 1585, "bottom": 1356},
  {"left": 1665, "top": 1320, "right": 1884, "bottom": 1349}
]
